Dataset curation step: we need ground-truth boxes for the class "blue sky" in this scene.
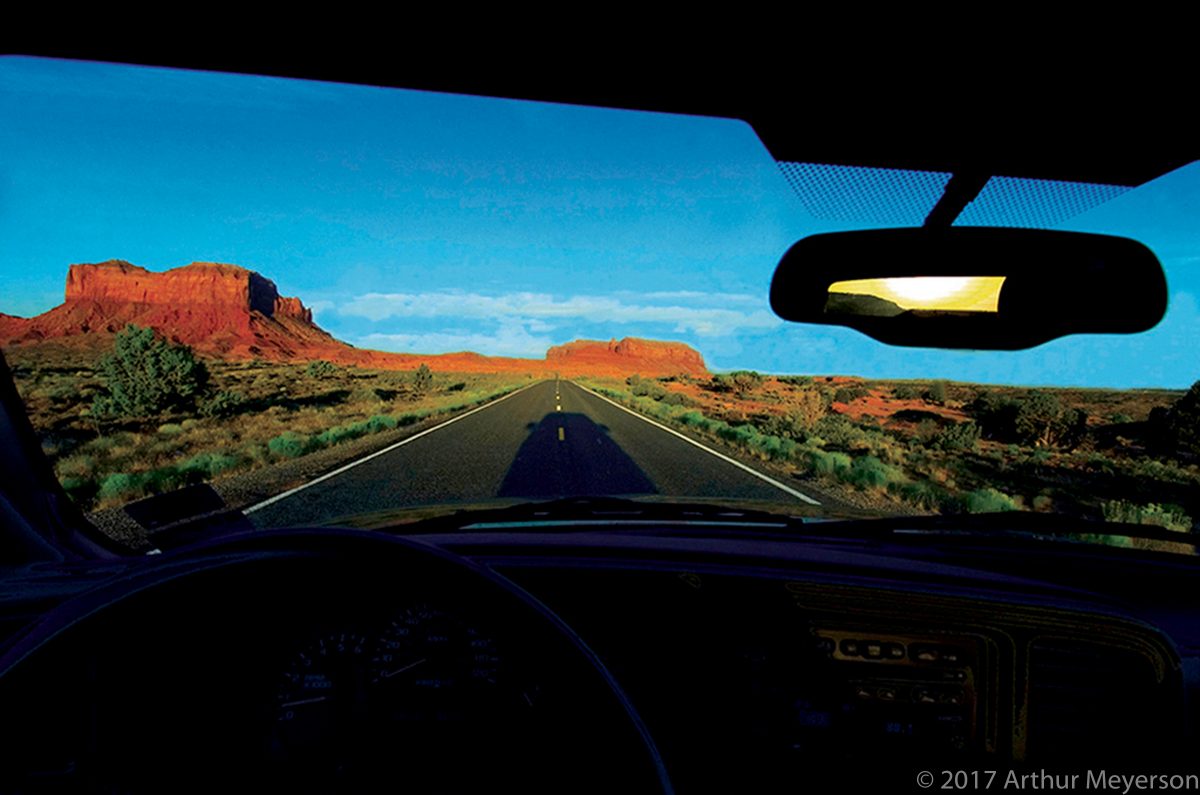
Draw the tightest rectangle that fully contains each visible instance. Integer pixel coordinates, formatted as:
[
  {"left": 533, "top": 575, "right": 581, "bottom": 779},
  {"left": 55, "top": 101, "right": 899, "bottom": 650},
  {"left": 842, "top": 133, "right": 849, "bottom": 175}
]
[{"left": 1, "top": 56, "right": 1197, "bottom": 389}]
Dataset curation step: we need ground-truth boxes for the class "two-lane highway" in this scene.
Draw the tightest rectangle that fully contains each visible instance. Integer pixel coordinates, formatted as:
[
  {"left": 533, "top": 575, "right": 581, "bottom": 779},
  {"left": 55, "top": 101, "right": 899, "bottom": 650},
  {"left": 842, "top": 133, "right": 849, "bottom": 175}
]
[{"left": 246, "top": 379, "right": 822, "bottom": 528}]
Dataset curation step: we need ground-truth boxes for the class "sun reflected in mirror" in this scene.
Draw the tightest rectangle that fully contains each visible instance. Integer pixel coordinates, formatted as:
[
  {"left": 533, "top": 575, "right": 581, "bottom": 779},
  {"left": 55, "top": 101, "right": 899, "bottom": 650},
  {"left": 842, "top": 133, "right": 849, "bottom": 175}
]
[{"left": 826, "top": 276, "right": 1006, "bottom": 315}]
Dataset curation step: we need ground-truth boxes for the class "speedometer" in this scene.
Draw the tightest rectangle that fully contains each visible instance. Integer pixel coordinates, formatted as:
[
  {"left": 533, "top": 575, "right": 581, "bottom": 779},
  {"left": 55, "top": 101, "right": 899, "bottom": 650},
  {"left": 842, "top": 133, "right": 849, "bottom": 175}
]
[
  {"left": 273, "top": 631, "right": 372, "bottom": 757},
  {"left": 371, "top": 603, "right": 505, "bottom": 718}
]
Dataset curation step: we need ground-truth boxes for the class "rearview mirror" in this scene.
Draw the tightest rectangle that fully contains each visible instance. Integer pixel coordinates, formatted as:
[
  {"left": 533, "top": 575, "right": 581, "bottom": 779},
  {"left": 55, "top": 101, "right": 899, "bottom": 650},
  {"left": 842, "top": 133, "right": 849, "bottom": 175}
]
[{"left": 769, "top": 228, "right": 1168, "bottom": 349}]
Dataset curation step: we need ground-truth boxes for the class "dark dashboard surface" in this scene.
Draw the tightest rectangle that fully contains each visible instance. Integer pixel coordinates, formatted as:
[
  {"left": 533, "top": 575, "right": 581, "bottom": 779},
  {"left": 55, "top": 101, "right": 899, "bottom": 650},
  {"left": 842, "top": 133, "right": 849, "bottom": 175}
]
[{"left": 0, "top": 525, "right": 1198, "bottom": 793}]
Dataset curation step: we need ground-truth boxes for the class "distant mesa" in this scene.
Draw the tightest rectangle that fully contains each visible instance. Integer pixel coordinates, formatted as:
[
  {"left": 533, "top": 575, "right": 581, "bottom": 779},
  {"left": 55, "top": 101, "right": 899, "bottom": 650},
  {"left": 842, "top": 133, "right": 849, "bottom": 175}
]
[{"left": 0, "top": 260, "right": 709, "bottom": 377}]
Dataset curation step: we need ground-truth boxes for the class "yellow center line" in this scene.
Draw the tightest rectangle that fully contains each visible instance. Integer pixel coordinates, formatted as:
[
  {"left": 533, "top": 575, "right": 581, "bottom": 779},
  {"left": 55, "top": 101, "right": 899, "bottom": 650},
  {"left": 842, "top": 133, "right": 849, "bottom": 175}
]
[{"left": 557, "top": 427, "right": 565, "bottom": 442}]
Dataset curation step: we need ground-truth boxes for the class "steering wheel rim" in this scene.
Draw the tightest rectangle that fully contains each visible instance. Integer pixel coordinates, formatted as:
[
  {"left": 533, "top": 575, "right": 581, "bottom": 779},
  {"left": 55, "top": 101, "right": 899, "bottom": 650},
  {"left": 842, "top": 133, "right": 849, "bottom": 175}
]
[{"left": 0, "top": 528, "right": 673, "bottom": 794}]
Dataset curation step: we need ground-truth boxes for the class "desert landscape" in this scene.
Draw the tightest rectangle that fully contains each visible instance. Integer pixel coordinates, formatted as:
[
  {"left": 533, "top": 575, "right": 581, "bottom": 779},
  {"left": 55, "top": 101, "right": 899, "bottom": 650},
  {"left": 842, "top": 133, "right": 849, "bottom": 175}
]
[{"left": 3, "top": 260, "right": 1198, "bottom": 545}]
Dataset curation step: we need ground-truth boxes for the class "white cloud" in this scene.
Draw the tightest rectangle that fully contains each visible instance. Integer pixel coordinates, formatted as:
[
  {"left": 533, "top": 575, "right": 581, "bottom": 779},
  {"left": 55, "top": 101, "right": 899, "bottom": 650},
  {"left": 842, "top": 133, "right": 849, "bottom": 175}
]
[
  {"left": 355, "top": 322, "right": 553, "bottom": 358},
  {"left": 339, "top": 290, "right": 781, "bottom": 337}
]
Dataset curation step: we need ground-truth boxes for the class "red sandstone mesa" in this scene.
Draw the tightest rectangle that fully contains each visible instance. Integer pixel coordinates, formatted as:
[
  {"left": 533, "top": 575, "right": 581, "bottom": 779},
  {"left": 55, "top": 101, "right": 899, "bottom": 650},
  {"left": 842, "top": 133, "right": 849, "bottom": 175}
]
[{"left": 0, "top": 261, "right": 709, "bottom": 377}]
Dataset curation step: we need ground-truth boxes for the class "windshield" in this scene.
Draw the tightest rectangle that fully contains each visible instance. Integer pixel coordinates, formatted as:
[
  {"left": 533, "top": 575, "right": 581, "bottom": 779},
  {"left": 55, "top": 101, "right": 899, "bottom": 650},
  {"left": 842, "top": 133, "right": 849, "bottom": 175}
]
[{"left": 1, "top": 57, "right": 1197, "bottom": 553}]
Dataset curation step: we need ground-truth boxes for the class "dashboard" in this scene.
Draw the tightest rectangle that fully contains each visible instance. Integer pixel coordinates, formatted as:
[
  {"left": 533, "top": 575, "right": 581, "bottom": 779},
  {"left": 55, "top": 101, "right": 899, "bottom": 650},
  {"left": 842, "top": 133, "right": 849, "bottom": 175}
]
[{"left": 0, "top": 525, "right": 1197, "bottom": 793}]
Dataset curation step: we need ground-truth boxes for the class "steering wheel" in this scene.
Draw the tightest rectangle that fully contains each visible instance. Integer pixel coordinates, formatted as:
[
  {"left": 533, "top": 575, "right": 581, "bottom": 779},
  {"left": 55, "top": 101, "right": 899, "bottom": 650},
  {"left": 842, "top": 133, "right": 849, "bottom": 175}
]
[{"left": 0, "top": 529, "right": 672, "bottom": 794}]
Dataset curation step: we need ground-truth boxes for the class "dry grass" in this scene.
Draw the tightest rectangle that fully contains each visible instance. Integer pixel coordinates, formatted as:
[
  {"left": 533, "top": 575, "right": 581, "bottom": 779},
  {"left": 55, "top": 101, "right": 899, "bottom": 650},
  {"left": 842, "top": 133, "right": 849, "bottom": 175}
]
[
  {"left": 6, "top": 348, "right": 532, "bottom": 511},
  {"left": 578, "top": 372, "right": 1200, "bottom": 542}
]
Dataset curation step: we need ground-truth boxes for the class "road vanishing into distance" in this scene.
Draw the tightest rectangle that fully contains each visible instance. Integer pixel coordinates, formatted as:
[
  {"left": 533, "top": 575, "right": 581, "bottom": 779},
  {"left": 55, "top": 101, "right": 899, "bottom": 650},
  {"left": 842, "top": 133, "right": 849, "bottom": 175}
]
[{"left": 246, "top": 379, "right": 823, "bottom": 528}]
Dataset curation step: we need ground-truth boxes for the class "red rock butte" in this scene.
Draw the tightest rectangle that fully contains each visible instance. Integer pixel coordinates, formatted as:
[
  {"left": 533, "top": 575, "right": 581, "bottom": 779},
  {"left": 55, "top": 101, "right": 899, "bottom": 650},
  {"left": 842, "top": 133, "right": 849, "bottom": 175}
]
[{"left": 0, "top": 261, "right": 709, "bottom": 377}]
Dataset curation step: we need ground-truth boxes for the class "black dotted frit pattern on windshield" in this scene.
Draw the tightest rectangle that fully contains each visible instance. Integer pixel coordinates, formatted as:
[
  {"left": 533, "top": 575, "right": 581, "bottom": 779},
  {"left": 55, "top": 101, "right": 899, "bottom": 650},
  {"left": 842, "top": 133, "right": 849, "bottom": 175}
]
[
  {"left": 954, "top": 176, "right": 1131, "bottom": 228},
  {"left": 777, "top": 161, "right": 951, "bottom": 225}
]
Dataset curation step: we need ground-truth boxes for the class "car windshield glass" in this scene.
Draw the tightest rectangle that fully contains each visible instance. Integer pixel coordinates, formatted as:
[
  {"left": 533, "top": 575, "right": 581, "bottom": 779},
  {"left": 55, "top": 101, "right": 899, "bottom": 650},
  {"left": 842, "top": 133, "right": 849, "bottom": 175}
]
[{"left": 1, "top": 56, "right": 1197, "bottom": 553}]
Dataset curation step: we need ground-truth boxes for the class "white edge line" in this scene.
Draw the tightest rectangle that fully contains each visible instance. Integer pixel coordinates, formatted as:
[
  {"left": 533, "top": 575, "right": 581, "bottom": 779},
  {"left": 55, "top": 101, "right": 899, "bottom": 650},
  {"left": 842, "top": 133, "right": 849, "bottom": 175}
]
[
  {"left": 243, "top": 383, "right": 537, "bottom": 515},
  {"left": 569, "top": 382, "right": 822, "bottom": 506}
]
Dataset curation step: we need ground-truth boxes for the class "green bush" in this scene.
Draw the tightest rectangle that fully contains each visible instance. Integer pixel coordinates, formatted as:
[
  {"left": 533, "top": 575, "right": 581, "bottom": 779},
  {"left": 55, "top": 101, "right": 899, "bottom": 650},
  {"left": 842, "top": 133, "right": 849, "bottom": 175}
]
[
  {"left": 411, "top": 364, "right": 433, "bottom": 397},
  {"left": 91, "top": 325, "right": 209, "bottom": 417},
  {"left": 932, "top": 421, "right": 981, "bottom": 452},
  {"left": 812, "top": 415, "right": 869, "bottom": 449},
  {"left": 834, "top": 386, "right": 868, "bottom": 403},
  {"left": 268, "top": 432, "right": 310, "bottom": 458},
  {"left": 660, "top": 391, "right": 692, "bottom": 407},
  {"left": 714, "top": 370, "right": 764, "bottom": 396},
  {"left": 367, "top": 414, "right": 399, "bottom": 432},
  {"left": 806, "top": 449, "right": 852, "bottom": 477},
  {"left": 923, "top": 381, "right": 948, "bottom": 405},
  {"left": 199, "top": 390, "right": 245, "bottom": 418},
  {"left": 306, "top": 360, "right": 338, "bottom": 378},
  {"left": 1102, "top": 500, "right": 1193, "bottom": 532},
  {"left": 892, "top": 384, "right": 921, "bottom": 400},
  {"left": 98, "top": 472, "right": 141, "bottom": 501},
  {"left": 841, "top": 455, "right": 902, "bottom": 490},
  {"left": 969, "top": 389, "right": 1088, "bottom": 449},
  {"left": 890, "top": 480, "right": 950, "bottom": 511},
  {"left": 961, "top": 488, "right": 1019, "bottom": 513}
]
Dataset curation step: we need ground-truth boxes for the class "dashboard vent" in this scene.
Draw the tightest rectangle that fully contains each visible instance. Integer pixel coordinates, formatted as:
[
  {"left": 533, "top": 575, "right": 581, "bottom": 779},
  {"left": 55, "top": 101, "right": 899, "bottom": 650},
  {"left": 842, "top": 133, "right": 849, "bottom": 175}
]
[{"left": 1027, "top": 638, "right": 1172, "bottom": 763}]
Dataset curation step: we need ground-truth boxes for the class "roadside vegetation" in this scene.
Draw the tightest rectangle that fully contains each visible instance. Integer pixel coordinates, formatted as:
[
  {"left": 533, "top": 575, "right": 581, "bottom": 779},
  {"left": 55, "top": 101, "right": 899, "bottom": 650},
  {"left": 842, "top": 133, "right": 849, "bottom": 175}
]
[
  {"left": 579, "top": 372, "right": 1200, "bottom": 547},
  {"left": 6, "top": 328, "right": 529, "bottom": 512}
]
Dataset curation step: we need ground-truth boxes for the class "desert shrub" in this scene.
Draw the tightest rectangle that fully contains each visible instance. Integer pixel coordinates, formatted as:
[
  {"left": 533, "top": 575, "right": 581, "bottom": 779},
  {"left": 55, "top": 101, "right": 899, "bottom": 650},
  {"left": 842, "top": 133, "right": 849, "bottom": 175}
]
[
  {"left": 315, "top": 424, "right": 362, "bottom": 448},
  {"left": 199, "top": 390, "right": 245, "bottom": 418},
  {"left": 1102, "top": 500, "right": 1193, "bottom": 532},
  {"left": 306, "top": 360, "right": 338, "bottom": 379},
  {"left": 961, "top": 488, "right": 1019, "bottom": 513},
  {"left": 890, "top": 480, "right": 950, "bottom": 511},
  {"left": 805, "top": 449, "right": 852, "bottom": 477},
  {"left": 756, "top": 435, "right": 798, "bottom": 462},
  {"left": 268, "top": 432, "right": 310, "bottom": 459},
  {"left": 659, "top": 391, "right": 692, "bottom": 407},
  {"left": 98, "top": 472, "right": 141, "bottom": 501},
  {"left": 923, "top": 381, "right": 948, "bottom": 405},
  {"left": 411, "top": 364, "right": 433, "bottom": 398},
  {"left": 157, "top": 423, "right": 184, "bottom": 436},
  {"left": 760, "top": 389, "right": 830, "bottom": 439},
  {"left": 915, "top": 419, "right": 941, "bottom": 445},
  {"left": 812, "top": 415, "right": 869, "bottom": 449},
  {"left": 834, "top": 386, "right": 868, "bottom": 403},
  {"left": 841, "top": 455, "right": 902, "bottom": 490},
  {"left": 892, "top": 384, "right": 920, "bottom": 400},
  {"left": 91, "top": 324, "right": 209, "bottom": 417},
  {"left": 969, "top": 390, "right": 1088, "bottom": 448},
  {"left": 630, "top": 378, "right": 666, "bottom": 399},
  {"left": 178, "top": 452, "right": 239, "bottom": 479},
  {"left": 931, "top": 421, "right": 981, "bottom": 452},
  {"left": 367, "top": 414, "right": 399, "bottom": 432},
  {"left": 446, "top": 382, "right": 467, "bottom": 392},
  {"left": 1107, "top": 412, "right": 1134, "bottom": 425}
]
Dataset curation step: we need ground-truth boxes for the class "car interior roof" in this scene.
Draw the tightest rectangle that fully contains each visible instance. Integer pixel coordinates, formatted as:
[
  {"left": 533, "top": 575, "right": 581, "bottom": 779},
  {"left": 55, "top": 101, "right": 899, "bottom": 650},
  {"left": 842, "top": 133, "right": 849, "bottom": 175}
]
[{"left": 10, "top": 45, "right": 1197, "bottom": 187}]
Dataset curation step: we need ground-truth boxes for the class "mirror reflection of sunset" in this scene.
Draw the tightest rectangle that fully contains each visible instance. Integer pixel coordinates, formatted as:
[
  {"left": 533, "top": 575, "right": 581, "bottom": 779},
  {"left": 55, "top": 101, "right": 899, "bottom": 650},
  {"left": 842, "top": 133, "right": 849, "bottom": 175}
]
[{"left": 828, "top": 276, "right": 1006, "bottom": 312}]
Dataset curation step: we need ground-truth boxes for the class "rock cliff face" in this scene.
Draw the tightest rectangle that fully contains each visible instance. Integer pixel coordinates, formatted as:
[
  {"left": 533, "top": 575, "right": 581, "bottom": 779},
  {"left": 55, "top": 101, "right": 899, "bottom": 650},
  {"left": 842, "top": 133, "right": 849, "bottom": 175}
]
[
  {"left": 546, "top": 337, "right": 708, "bottom": 376},
  {"left": 3, "top": 261, "right": 339, "bottom": 360},
  {"left": 1, "top": 261, "right": 710, "bottom": 377}
]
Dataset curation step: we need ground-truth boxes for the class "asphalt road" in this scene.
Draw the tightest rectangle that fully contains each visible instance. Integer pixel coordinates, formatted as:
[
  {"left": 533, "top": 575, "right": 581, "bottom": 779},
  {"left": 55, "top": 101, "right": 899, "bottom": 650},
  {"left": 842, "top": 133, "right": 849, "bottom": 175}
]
[{"left": 246, "top": 379, "right": 822, "bottom": 528}]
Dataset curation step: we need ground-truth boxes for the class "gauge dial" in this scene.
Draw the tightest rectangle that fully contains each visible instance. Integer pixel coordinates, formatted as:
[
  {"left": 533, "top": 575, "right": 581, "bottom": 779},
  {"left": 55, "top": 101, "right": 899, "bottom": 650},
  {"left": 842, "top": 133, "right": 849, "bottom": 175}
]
[
  {"left": 371, "top": 604, "right": 504, "bottom": 719},
  {"left": 273, "top": 631, "right": 372, "bottom": 754}
]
